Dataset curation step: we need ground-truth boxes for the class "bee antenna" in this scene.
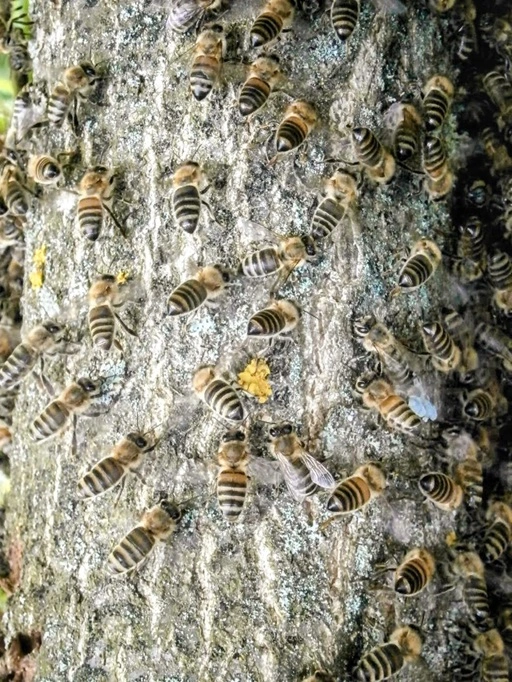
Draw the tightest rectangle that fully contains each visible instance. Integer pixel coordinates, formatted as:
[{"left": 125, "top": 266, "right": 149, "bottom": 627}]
[{"left": 301, "top": 308, "right": 320, "bottom": 321}]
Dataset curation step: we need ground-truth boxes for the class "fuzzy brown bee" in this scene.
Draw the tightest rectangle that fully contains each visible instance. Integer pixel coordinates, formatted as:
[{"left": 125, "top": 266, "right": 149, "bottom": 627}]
[
  {"left": 360, "top": 377, "right": 422, "bottom": 437},
  {"left": 77, "top": 166, "right": 122, "bottom": 241},
  {"left": 354, "top": 626, "right": 422, "bottom": 681},
  {"left": 171, "top": 162, "right": 208, "bottom": 234},
  {"left": 322, "top": 463, "right": 385, "bottom": 530},
  {"left": 392, "top": 238, "right": 442, "bottom": 295},
  {"left": 272, "top": 100, "right": 317, "bottom": 159},
  {"left": 421, "top": 321, "right": 461, "bottom": 373},
  {"left": 216, "top": 429, "right": 249, "bottom": 521},
  {"left": 351, "top": 127, "right": 395, "bottom": 184},
  {"left": 193, "top": 365, "right": 246, "bottom": 423},
  {"left": 250, "top": 0, "right": 295, "bottom": 48},
  {"left": 393, "top": 547, "right": 435, "bottom": 596},
  {"left": 241, "top": 235, "right": 317, "bottom": 283},
  {"left": 167, "top": 265, "right": 231, "bottom": 316},
  {"left": 190, "top": 24, "right": 226, "bottom": 101},
  {"left": 247, "top": 299, "right": 300, "bottom": 339},
  {"left": 47, "top": 62, "right": 100, "bottom": 130},
  {"left": 453, "top": 552, "right": 491, "bottom": 630},
  {"left": 310, "top": 171, "right": 358, "bottom": 241},
  {"left": 481, "top": 501, "right": 512, "bottom": 564},
  {"left": 238, "top": 55, "right": 282, "bottom": 118},
  {"left": 422, "top": 75, "right": 454, "bottom": 130},
  {"left": 418, "top": 472, "right": 463, "bottom": 511}
]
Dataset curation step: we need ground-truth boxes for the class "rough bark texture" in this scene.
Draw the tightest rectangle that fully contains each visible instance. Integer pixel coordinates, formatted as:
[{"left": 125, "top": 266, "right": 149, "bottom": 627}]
[{"left": 3, "top": 0, "right": 468, "bottom": 680}]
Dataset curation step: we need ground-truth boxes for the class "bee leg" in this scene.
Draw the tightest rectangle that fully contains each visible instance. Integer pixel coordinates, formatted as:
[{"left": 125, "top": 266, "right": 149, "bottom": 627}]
[
  {"left": 68, "top": 99, "right": 80, "bottom": 136},
  {"left": 131, "top": 468, "right": 147, "bottom": 487},
  {"left": 114, "top": 339, "right": 124, "bottom": 354},
  {"left": 104, "top": 205, "right": 127, "bottom": 238},
  {"left": 319, "top": 514, "right": 343, "bottom": 532},
  {"left": 114, "top": 313, "right": 136, "bottom": 337},
  {"left": 34, "top": 359, "right": 54, "bottom": 397},
  {"left": 112, "top": 477, "right": 126, "bottom": 507},
  {"left": 72, "top": 414, "right": 78, "bottom": 457}
]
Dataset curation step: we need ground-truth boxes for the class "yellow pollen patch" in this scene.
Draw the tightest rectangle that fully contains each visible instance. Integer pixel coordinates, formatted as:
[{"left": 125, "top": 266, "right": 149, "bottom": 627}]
[
  {"left": 445, "top": 531, "right": 458, "bottom": 547},
  {"left": 116, "top": 271, "right": 130, "bottom": 285},
  {"left": 30, "top": 245, "right": 46, "bottom": 289},
  {"left": 32, "top": 245, "right": 46, "bottom": 267},
  {"left": 238, "top": 359, "right": 272, "bottom": 403}
]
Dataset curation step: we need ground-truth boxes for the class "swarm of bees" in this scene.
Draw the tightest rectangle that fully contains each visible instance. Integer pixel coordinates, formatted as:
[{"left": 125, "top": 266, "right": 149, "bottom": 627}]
[{"left": 2, "top": 0, "right": 512, "bottom": 679}]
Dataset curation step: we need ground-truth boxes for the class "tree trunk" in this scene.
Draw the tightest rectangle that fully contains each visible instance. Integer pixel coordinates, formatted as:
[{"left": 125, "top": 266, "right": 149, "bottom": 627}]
[{"left": 1, "top": 0, "right": 471, "bottom": 680}]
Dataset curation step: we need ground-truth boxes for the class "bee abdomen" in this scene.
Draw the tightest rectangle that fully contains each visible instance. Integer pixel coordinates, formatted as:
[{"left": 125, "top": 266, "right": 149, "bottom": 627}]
[
  {"left": 0, "top": 343, "right": 37, "bottom": 389},
  {"left": 489, "top": 252, "right": 512, "bottom": 290},
  {"left": 424, "top": 90, "right": 449, "bottom": 130},
  {"left": 456, "top": 460, "right": 483, "bottom": 507},
  {"left": 78, "top": 457, "right": 125, "bottom": 498},
  {"left": 167, "top": 279, "right": 207, "bottom": 316},
  {"left": 293, "top": 459, "right": 318, "bottom": 498},
  {"left": 5, "top": 183, "right": 27, "bottom": 215},
  {"left": 331, "top": 0, "right": 359, "bottom": 41},
  {"left": 48, "top": 85, "right": 70, "bottom": 126},
  {"left": 352, "top": 128, "right": 382, "bottom": 168},
  {"left": 239, "top": 77, "right": 271, "bottom": 117},
  {"left": 394, "top": 558, "right": 430, "bottom": 595},
  {"left": 395, "top": 122, "right": 418, "bottom": 161},
  {"left": 250, "top": 13, "right": 283, "bottom": 48},
  {"left": 247, "top": 309, "right": 285, "bottom": 337},
  {"left": 30, "top": 400, "right": 71, "bottom": 442},
  {"left": 276, "top": 118, "right": 306, "bottom": 153},
  {"left": 204, "top": 379, "right": 244, "bottom": 422},
  {"left": 398, "top": 254, "right": 435, "bottom": 289},
  {"left": 463, "top": 391, "right": 493, "bottom": 420},
  {"left": 217, "top": 470, "right": 247, "bottom": 520},
  {"left": 382, "top": 396, "right": 422, "bottom": 434},
  {"left": 419, "top": 472, "right": 461, "bottom": 508},
  {"left": 423, "top": 323, "right": 456, "bottom": 361},
  {"left": 190, "top": 56, "right": 217, "bottom": 101},
  {"left": 423, "top": 136, "right": 447, "bottom": 178},
  {"left": 89, "top": 304, "right": 115, "bottom": 351},
  {"left": 78, "top": 196, "right": 103, "bottom": 241},
  {"left": 327, "top": 476, "right": 370, "bottom": 513},
  {"left": 108, "top": 527, "right": 155, "bottom": 574},
  {"left": 311, "top": 198, "right": 345, "bottom": 240},
  {"left": 172, "top": 184, "right": 201, "bottom": 234},
  {"left": 464, "top": 575, "right": 490, "bottom": 626},
  {"left": 482, "top": 520, "right": 511, "bottom": 563},
  {"left": 355, "top": 642, "right": 404, "bottom": 681},
  {"left": 481, "top": 655, "right": 509, "bottom": 682},
  {"left": 241, "top": 248, "right": 281, "bottom": 277}
]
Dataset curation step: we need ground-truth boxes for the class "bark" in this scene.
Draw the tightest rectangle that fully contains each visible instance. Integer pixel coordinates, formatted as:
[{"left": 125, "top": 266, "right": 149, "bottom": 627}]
[{"left": 2, "top": 0, "right": 470, "bottom": 680}]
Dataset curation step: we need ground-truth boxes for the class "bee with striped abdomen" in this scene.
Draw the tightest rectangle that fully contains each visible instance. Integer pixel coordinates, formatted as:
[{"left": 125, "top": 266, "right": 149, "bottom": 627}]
[
  {"left": 0, "top": 215, "right": 23, "bottom": 249},
  {"left": 249, "top": 0, "right": 295, "bottom": 48},
  {"left": 488, "top": 251, "right": 512, "bottom": 315},
  {"left": 359, "top": 376, "right": 422, "bottom": 437},
  {"left": 322, "top": 463, "right": 386, "bottom": 528},
  {"left": 421, "top": 320, "right": 461, "bottom": 373},
  {"left": 271, "top": 100, "right": 317, "bottom": 161},
  {"left": 483, "top": 71, "right": 512, "bottom": 120},
  {"left": 171, "top": 162, "right": 209, "bottom": 234},
  {"left": 351, "top": 127, "right": 395, "bottom": 184},
  {"left": 193, "top": 365, "right": 246, "bottom": 423},
  {"left": 190, "top": 23, "right": 226, "bottom": 101},
  {"left": 30, "top": 377, "right": 101, "bottom": 443},
  {"left": 354, "top": 625, "right": 422, "bottom": 681},
  {"left": 247, "top": 299, "right": 300, "bottom": 339},
  {"left": 240, "top": 234, "right": 317, "bottom": 286},
  {"left": 441, "top": 308, "right": 479, "bottom": 380},
  {"left": 167, "top": 0, "right": 225, "bottom": 34},
  {"left": 422, "top": 75, "right": 454, "bottom": 130},
  {"left": 167, "top": 265, "right": 232, "bottom": 316},
  {"left": 482, "top": 126, "right": 512, "bottom": 174},
  {"left": 78, "top": 432, "right": 156, "bottom": 499},
  {"left": 330, "top": 0, "right": 359, "bottom": 42},
  {"left": 394, "top": 547, "right": 435, "bottom": 596},
  {"left": 88, "top": 275, "right": 135, "bottom": 352},
  {"left": 0, "top": 165, "right": 28, "bottom": 216},
  {"left": 27, "top": 154, "right": 62, "bottom": 186},
  {"left": 472, "top": 629, "right": 509, "bottom": 682},
  {"left": 475, "top": 322, "right": 512, "bottom": 372},
  {"left": 454, "top": 454, "right": 483, "bottom": 509},
  {"left": 77, "top": 165, "right": 124, "bottom": 242},
  {"left": 462, "top": 386, "right": 506, "bottom": 422},
  {"left": 386, "top": 102, "right": 422, "bottom": 163},
  {"left": 497, "top": 603, "right": 512, "bottom": 647},
  {"left": 422, "top": 135, "right": 453, "bottom": 200},
  {"left": 268, "top": 422, "right": 334, "bottom": 501},
  {"left": 216, "top": 429, "right": 250, "bottom": 521},
  {"left": 107, "top": 499, "right": 181, "bottom": 575},
  {"left": 0, "top": 321, "right": 66, "bottom": 390},
  {"left": 392, "top": 238, "right": 442, "bottom": 295},
  {"left": 418, "top": 472, "right": 463, "bottom": 511},
  {"left": 454, "top": 217, "right": 486, "bottom": 283},
  {"left": 452, "top": 552, "right": 491, "bottom": 630},
  {"left": 481, "top": 501, "right": 512, "bottom": 564},
  {"left": 48, "top": 61, "right": 101, "bottom": 131},
  {"left": 239, "top": 54, "right": 282, "bottom": 118},
  {"left": 310, "top": 171, "right": 358, "bottom": 241}
]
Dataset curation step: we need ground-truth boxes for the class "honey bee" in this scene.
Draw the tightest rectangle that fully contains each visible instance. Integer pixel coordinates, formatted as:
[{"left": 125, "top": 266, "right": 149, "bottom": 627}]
[
  {"left": 454, "top": 217, "right": 486, "bottom": 283},
  {"left": 497, "top": 602, "right": 512, "bottom": 647},
  {"left": 272, "top": 100, "right": 317, "bottom": 160},
  {"left": 240, "top": 234, "right": 317, "bottom": 286},
  {"left": 30, "top": 377, "right": 101, "bottom": 443},
  {"left": 0, "top": 165, "right": 27, "bottom": 216},
  {"left": 354, "top": 625, "right": 422, "bottom": 681},
  {"left": 107, "top": 499, "right": 182, "bottom": 575},
  {"left": 392, "top": 238, "right": 442, "bottom": 295},
  {"left": 301, "top": 672, "right": 335, "bottom": 682},
  {"left": 423, "top": 135, "right": 449, "bottom": 181},
  {"left": 441, "top": 308, "right": 479, "bottom": 378},
  {"left": 247, "top": 299, "right": 300, "bottom": 339},
  {"left": 482, "top": 126, "right": 512, "bottom": 173},
  {"left": 88, "top": 275, "right": 135, "bottom": 352},
  {"left": 394, "top": 547, "right": 435, "bottom": 596},
  {"left": 167, "top": 265, "right": 232, "bottom": 316},
  {"left": 0, "top": 321, "right": 66, "bottom": 390},
  {"left": 330, "top": 0, "right": 359, "bottom": 42},
  {"left": 26, "top": 155, "right": 62, "bottom": 186},
  {"left": 452, "top": 551, "right": 491, "bottom": 630},
  {"left": 483, "top": 71, "right": 512, "bottom": 119},
  {"left": 386, "top": 102, "right": 422, "bottom": 163},
  {"left": 418, "top": 472, "right": 463, "bottom": 511},
  {"left": 351, "top": 127, "right": 395, "bottom": 184},
  {"left": 323, "top": 463, "right": 386, "bottom": 526},
  {"left": 360, "top": 377, "right": 423, "bottom": 437},
  {"left": 462, "top": 386, "right": 506, "bottom": 422},
  {"left": 457, "top": 20, "right": 478, "bottom": 61},
  {"left": 190, "top": 24, "right": 226, "bottom": 101},
  {"left": 167, "top": 0, "right": 224, "bottom": 34},
  {"left": 488, "top": 251, "right": 512, "bottom": 314},
  {"left": 48, "top": 62, "right": 101, "bottom": 131},
  {"left": 238, "top": 55, "right": 282, "bottom": 118},
  {"left": 268, "top": 422, "right": 334, "bottom": 501},
  {"left": 78, "top": 431, "right": 156, "bottom": 499},
  {"left": 475, "top": 322, "right": 512, "bottom": 372},
  {"left": 171, "top": 162, "right": 209, "bottom": 234},
  {"left": 249, "top": 0, "right": 295, "bottom": 48},
  {"left": 472, "top": 629, "right": 509, "bottom": 682},
  {"left": 216, "top": 429, "right": 249, "bottom": 521},
  {"left": 77, "top": 165, "right": 123, "bottom": 242},
  {"left": 310, "top": 171, "right": 358, "bottom": 241},
  {"left": 421, "top": 321, "right": 461, "bottom": 373},
  {"left": 428, "top": 0, "right": 456, "bottom": 11},
  {"left": 193, "top": 365, "right": 246, "bottom": 423},
  {"left": 481, "top": 501, "right": 512, "bottom": 564},
  {"left": 454, "top": 451, "right": 483, "bottom": 509},
  {"left": 422, "top": 75, "right": 454, "bottom": 131}
]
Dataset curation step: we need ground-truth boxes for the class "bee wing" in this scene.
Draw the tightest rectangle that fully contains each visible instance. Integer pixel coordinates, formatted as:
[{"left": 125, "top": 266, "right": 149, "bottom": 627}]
[
  {"left": 371, "top": 0, "right": 407, "bottom": 14},
  {"left": 300, "top": 452, "right": 335, "bottom": 489},
  {"left": 273, "top": 451, "right": 309, "bottom": 501},
  {"left": 247, "top": 457, "right": 282, "bottom": 486},
  {"left": 167, "top": 0, "right": 202, "bottom": 32},
  {"left": 408, "top": 395, "right": 438, "bottom": 422}
]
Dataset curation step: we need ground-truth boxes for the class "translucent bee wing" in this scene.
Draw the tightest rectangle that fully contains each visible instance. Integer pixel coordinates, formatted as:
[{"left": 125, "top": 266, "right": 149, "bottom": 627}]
[
  {"left": 301, "top": 452, "right": 335, "bottom": 489},
  {"left": 371, "top": 0, "right": 407, "bottom": 15},
  {"left": 408, "top": 395, "right": 438, "bottom": 422},
  {"left": 273, "top": 451, "right": 309, "bottom": 501},
  {"left": 246, "top": 457, "right": 282, "bottom": 486}
]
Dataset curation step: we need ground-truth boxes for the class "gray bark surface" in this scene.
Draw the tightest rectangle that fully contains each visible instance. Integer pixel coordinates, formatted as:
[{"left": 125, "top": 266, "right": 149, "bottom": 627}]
[{"left": 4, "top": 0, "right": 465, "bottom": 680}]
